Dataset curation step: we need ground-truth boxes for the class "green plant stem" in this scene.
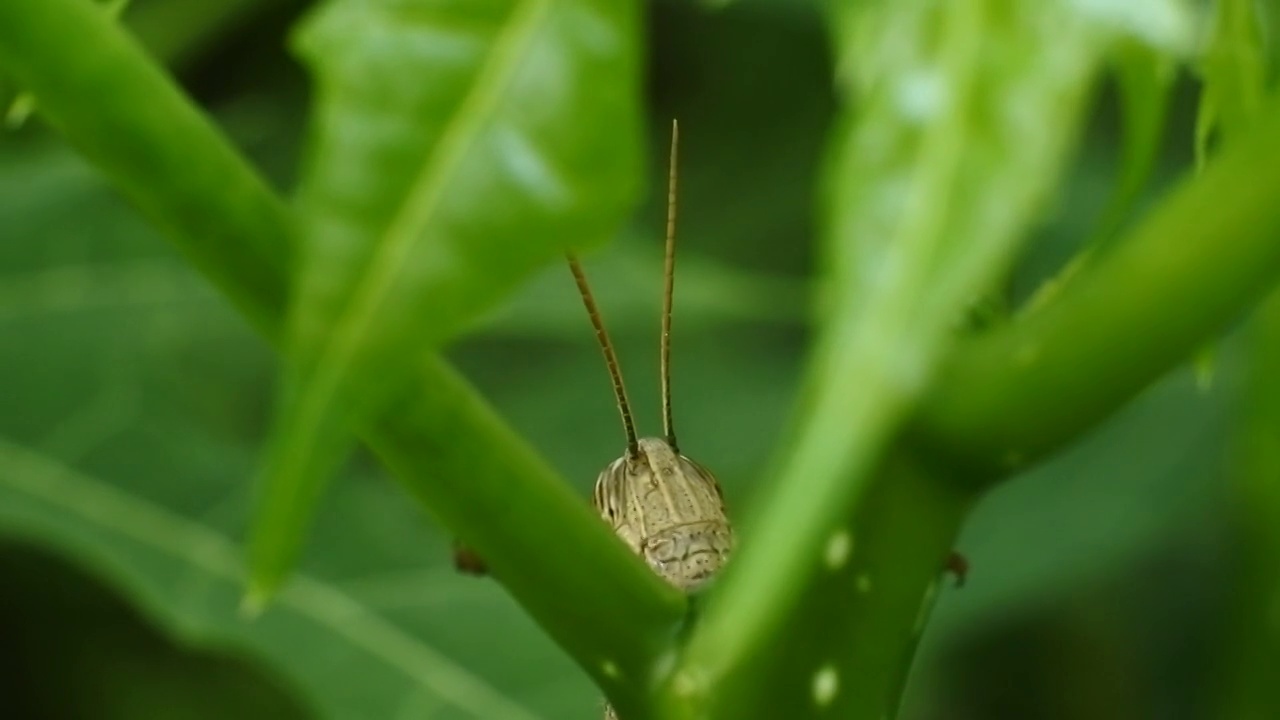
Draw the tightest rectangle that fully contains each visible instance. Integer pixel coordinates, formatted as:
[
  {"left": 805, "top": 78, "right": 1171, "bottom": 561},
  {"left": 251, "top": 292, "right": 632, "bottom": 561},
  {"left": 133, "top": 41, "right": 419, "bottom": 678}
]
[
  {"left": 0, "top": 0, "right": 683, "bottom": 699},
  {"left": 0, "top": 0, "right": 290, "bottom": 334},
  {"left": 820, "top": 451, "right": 969, "bottom": 720},
  {"left": 658, "top": 447, "right": 969, "bottom": 720},
  {"left": 17, "top": 0, "right": 1280, "bottom": 714},
  {"left": 914, "top": 96, "right": 1280, "bottom": 478},
  {"left": 1219, "top": 289, "right": 1280, "bottom": 720}
]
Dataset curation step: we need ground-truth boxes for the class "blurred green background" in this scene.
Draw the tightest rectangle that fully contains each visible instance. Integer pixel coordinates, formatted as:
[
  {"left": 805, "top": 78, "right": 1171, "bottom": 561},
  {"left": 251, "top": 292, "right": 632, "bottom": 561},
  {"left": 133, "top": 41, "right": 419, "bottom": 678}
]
[{"left": 0, "top": 1, "right": 1255, "bottom": 718}]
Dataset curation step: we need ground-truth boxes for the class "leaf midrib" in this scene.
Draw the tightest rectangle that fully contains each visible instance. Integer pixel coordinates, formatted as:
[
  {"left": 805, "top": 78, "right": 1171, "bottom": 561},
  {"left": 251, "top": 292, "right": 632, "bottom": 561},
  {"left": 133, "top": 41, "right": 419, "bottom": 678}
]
[{"left": 302, "top": 0, "right": 555, "bottom": 421}]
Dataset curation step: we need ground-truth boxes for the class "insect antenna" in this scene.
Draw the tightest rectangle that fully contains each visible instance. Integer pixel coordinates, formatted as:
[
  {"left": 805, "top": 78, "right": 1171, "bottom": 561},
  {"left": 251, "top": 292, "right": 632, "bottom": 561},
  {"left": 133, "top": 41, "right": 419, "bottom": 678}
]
[
  {"left": 567, "top": 254, "right": 640, "bottom": 459},
  {"left": 660, "top": 119, "right": 680, "bottom": 452}
]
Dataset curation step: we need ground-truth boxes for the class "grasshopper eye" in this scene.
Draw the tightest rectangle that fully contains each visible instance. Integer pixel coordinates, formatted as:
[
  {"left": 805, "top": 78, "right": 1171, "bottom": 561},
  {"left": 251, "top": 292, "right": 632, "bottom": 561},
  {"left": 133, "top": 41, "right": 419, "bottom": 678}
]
[
  {"left": 592, "top": 479, "right": 608, "bottom": 518},
  {"left": 592, "top": 459, "right": 627, "bottom": 523}
]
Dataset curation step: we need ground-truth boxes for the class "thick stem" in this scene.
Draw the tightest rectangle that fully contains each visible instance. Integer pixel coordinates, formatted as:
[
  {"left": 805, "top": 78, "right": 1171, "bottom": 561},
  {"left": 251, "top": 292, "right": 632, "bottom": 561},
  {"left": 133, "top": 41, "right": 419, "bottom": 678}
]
[
  {"left": 656, "top": 448, "right": 970, "bottom": 720},
  {"left": 0, "top": 0, "right": 290, "bottom": 335},
  {"left": 913, "top": 96, "right": 1280, "bottom": 478},
  {"left": 1217, "top": 289, "right": 1280, "bottom": 719}
]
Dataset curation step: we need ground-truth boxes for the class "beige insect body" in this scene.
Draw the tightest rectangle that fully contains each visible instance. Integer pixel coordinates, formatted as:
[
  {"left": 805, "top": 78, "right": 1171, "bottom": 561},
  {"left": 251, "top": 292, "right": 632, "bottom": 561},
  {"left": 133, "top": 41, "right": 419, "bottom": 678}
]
[
  {"left": 593, "top": 437, "right": 732, "bottom": 590},
  {"left": 569, "top": 120, "right": 734, "bottom": 719}
]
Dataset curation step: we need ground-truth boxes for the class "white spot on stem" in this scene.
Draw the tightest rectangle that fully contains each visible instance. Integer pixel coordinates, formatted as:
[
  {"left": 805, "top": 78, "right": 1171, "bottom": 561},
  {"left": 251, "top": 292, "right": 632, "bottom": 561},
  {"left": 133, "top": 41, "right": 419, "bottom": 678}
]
[
  {"left": 856, "top": 573, "right": 872, "bottom": 593},
  {"left": 812, "top": 664, "right": 839, "bottom": 706},
  {"left": 672, "top": 669, "right": 705, "bottom": 698},
  {"left": 824, "top": 531, "right": 853, "bottom": 569}
]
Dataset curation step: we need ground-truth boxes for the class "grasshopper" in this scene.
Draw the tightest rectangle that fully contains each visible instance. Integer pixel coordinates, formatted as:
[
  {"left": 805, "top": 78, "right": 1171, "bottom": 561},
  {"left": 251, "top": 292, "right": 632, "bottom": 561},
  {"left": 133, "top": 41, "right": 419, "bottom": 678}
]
[
  {"left": 451, "top": 122, "right": 967, "bottom": 718},
  {"left": 568, "top": 120, "right": 733, "bottom": 594},
  {"left": 453, "top": 121, "right": 734, "bottom": 587},
  {"left": 453, "top": 122, "right": 733, "bottom": 718},
  {"left": 571, "top": 120, "right": 733, "bottom": 719}
]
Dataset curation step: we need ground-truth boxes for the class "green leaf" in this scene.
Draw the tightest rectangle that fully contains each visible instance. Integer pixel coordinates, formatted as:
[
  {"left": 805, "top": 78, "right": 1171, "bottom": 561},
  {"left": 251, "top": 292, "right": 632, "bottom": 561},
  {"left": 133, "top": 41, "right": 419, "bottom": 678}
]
[
  {"left": 0, "top": 440, "right": 553, "bottom": 720},
  {"left": 248, "top": 0, "right": 644, "bottom": 602},
  {"left": 1195, "top": 2, "right": 1280, "bottom": 716},
  {"left": 0, "top": 140, "right": 602, "bottom": 718},
  {"left": 1190, "top": 0, "right": 1263, "bottom": 435},
  {"left": 0, "top": 0, "right": 682, "bottom": 695},
  {"left": 0, "top": 0, "right": 292, "bottom": 333},
  {"left": 669, "top": 0, "right": 1193, "bottom": 717},
  {"left": 1188, "top": 0, "right": 1268, "bottom": 388},
  {"left": 1089, "top": 41, "right": 1176, "bottom": 246},
  {"left": 1196, "top": 0, "right": 1269, "bottom": 164},
  {"left": 1224, "top": 288, "right": 1280, "bottom": 719}
]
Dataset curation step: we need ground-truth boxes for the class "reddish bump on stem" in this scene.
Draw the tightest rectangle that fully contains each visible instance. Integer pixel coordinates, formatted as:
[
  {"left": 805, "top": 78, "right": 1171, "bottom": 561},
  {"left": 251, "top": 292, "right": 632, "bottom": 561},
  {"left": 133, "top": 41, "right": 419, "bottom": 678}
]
[
  {"left": 453, "top": 540, "right": 489, "bottom": 576},
  {"left": 945, "top": 550, "right": 969, "bottom": 588}
]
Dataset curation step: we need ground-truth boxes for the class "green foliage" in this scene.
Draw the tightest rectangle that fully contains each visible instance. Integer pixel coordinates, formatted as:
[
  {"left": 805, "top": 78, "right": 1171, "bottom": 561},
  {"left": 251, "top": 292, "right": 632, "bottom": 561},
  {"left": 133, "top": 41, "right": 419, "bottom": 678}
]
[
  {"left": 0, "top": 0, "right": 680, "bottom": 715},
  {"left": 5, "top": 0, "right": 1280, "bottom": 718},
  {"left": 248, "top": 0, "right": 644, "bottom": 606},
  {"left": 1197, "top": 0, "right": 1268, "bottom": 159},
  {"left": 676, "top": 7, "right": 1168, "bottom": 712},
  {"left": 1198, "top": 2, "right": 1280, "bottom": 717},
  {"left": 0, "top": 138, "right": 589, "bottom": 718},
  {"left": 1093, "top": 40, "right": 1177, "bottom": 245}
]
